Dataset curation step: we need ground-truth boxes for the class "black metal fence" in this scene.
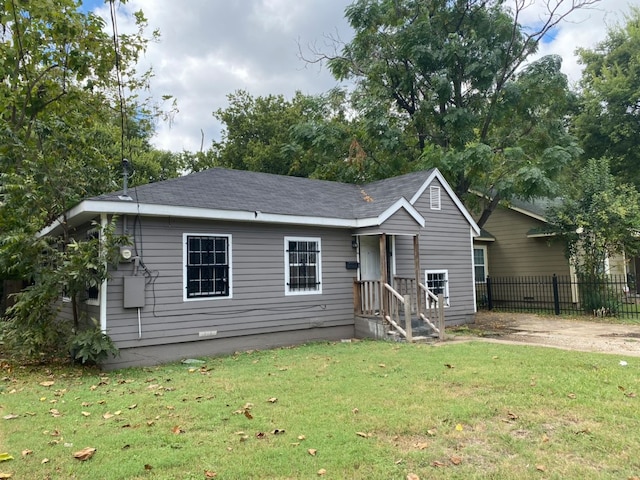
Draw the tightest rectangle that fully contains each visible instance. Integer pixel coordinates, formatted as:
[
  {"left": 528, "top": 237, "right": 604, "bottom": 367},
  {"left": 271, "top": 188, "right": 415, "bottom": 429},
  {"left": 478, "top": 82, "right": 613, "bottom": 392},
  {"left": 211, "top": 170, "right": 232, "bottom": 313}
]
[{"left": 476, "top": 274, "right": 640, "bottom": 318}]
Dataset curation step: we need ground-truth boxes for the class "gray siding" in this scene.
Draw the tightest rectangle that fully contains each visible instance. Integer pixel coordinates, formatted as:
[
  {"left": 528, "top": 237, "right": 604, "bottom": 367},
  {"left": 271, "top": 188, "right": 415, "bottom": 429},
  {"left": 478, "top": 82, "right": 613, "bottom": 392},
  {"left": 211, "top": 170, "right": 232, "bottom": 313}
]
[
  {"left": 105, "top": 218, "right": 357, "bottom": 354},
  {"left": 357, "top": 208, "right": 422, "bottom": 236},
  {"left": 396, "top": 179, "right": 476, "bottom": 325}
]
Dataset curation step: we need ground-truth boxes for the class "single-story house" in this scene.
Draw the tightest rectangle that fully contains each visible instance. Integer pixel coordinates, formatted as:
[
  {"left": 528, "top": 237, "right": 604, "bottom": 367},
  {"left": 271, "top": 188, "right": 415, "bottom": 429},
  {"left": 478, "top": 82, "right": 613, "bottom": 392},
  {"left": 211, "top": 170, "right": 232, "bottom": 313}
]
[{"left": 42, "top": 167, "right": 480, "bottom": 368}]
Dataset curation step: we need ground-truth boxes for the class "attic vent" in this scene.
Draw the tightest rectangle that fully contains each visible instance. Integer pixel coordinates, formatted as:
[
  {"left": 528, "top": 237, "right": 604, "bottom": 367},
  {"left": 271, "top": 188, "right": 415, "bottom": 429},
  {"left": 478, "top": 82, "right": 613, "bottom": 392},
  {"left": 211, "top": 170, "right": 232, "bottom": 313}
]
[{"left": 430, "top": 186, "right": 441, "bottom": 210}]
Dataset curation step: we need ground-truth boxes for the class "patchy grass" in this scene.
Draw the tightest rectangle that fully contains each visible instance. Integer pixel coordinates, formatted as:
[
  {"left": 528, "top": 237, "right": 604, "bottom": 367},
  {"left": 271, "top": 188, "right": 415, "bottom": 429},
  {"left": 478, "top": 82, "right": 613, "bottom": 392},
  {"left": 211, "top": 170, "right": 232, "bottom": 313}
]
[{"left": 1, "top": 341, "right": 640, "bottom": 479}]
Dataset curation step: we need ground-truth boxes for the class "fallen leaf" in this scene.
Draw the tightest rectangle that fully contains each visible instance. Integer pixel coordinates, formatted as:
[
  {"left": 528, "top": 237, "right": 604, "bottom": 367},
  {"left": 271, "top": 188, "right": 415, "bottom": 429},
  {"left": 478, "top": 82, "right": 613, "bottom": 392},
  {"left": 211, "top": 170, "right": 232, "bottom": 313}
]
[
  {"left": 298, "top": 435, "right": 306, "bottom": 441},
  {"left": 0, "top": 473, "right": 12, "bottom": 479},
  {"left": 128, "top": 404, "right": 137, "bottom": 410},
  {"left": 318, "top": 468, "right": 327, "bottom": 476},
  {"left": 507, "top": 412, "right": 518, "bottom": 420},
  {"left": 39, "top": 381, "right": 55, "bottom": 387},
  {"left": 73, "top": 447, "right": 96, "bottom": 461},
  {"left": 407, "top": 474, "right": 420, "bottom": 480},
  {"left": 379, "top": 363, "right": 386, "bottom": 368},
  {"left": 81, "top": 412, "right": 91, "bottom": 417},
  {"left": 426, "top": 429, "right": 437, "bottom": 436},
  {"left": 444, "top": 364, "right": 454, "bottom": 369},
  {"left": 415, "top": 442, "right": 429, "bottom": 450},
  {"left": 567, "top": 393, "right": 576, "bottom": 399},
  {"left": 102, "top": 413, "right": 114, "bottom": 420},
  {"left": 618, "top": 385, "right": 626, "bottom": 391},
  {"left": 81, "top": 402, "right": 91, "bottom": 407},
  {"left": 144, "top": 464, "right": 153, "bottom": 470},
  {"left": 21, "top": 450, "right": 32, "bottom": 457},
  {"left": 204, "top": 470, "right": 217, "bottom": 478},
  {"left": 267, "top": 397, "right": 278, "bottom": 403},
  {"left": 394, "top": 459, "right": 403, "bottom": 465},
  {"left": 172, "top": 426, "right": 185, "bottom": 434},
  {"left": 455, "top": 424, "right": 463, "bottom": 431},
  {"left": 308, "top": 448, "right": 317, "bottom": 456},
  {"left": 255, "top": 432, "right": 266, "bottom": 439},
  {"left": 244, "top": 410, "right": 253, "bottom": 420},
  {"left": 625, "top": 392, "right": 637, "bottom": 398},
  {"left": 352, "top": 407, "right": 359, "bottom": 414},
  {"left": 0, "top": 454, "right": 13, "bottom": 462},
  {"left": 356, "top": 432, "right": 369, "bottom": 438},
  {"left": 2, "top": 415, "right": 18, "bottom": 420},
  {"left": 536, "top": 465, "right": 546, "bottom": 472},
  {"left": 431, "top": 460, "right": 446, "bottom": 467},
  {"left": 271, "top": 429, "right": 285, "bottom": 435},
  {"left": 450, "top": 455, "right": 462, "bottom": 465},
  {"left": 41, "top": 458, "right": 49, "bottom": 464},
  {"left": 541, "top": 434, "right": 550, "bottom": 443}
]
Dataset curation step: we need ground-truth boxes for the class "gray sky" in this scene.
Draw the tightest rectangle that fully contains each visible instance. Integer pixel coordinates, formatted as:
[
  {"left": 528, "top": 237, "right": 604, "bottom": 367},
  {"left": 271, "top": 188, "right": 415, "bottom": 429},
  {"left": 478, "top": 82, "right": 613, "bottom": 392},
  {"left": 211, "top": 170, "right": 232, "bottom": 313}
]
[{"left": 99, "top": 1, "right": 634, "bottom": 153}]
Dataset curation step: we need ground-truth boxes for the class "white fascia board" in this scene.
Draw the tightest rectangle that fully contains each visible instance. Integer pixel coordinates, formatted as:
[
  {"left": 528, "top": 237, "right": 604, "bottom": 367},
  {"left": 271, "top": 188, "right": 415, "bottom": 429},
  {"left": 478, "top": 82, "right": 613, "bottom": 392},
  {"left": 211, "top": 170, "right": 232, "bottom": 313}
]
[
  {"left": 40, "top": 200, "right": 364, "bottom": 235},
  {"left": 376, "top": 197, "right": 425, "bottom": 227},
  {"left": 410, "top": 169, "right": 481, "bottom": 236}
]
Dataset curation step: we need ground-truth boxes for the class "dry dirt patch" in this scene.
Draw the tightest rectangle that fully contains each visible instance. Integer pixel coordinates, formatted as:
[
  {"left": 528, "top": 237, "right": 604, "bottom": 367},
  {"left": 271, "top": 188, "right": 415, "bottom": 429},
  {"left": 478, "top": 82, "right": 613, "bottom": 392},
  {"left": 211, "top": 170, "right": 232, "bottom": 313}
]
[{"left": 454, "top": 311, "right": 640, "bottom": 357}]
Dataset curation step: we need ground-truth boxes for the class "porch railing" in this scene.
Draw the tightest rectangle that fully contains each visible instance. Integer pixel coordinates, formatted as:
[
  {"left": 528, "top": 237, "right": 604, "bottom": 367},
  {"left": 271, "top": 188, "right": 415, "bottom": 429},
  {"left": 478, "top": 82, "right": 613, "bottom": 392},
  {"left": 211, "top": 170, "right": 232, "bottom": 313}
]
[{"left": 354, "top": 277, "right": 445, "bottom": 341}]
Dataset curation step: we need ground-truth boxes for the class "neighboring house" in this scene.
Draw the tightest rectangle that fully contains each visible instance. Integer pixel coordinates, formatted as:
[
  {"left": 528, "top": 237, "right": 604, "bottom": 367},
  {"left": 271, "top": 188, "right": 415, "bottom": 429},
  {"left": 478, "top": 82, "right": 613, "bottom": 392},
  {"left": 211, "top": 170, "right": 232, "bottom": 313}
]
[
  {"left": 473, "top": 198, "right": 628, "bottom": 281},
  {"left": 472, "top": 198, "right": 631, "bottom": 308},
  {"left": 42, "top": 167, "right": 480, "bottom": 369}
]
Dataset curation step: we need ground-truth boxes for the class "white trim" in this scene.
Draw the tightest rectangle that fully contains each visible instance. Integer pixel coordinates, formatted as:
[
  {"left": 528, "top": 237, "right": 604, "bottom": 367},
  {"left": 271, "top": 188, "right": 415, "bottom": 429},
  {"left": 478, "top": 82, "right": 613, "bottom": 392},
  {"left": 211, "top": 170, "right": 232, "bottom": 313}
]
[
  {"left": 410, "top": 169, "right": 481, "bottom": 236},
  {"left": 377, "top": 198, "right": 426, "bottom": 227},
  {"left": 99, "top": 214, "right": 108, "bottom": 333},
  {"left": 526, "top": 232, "right": 555, "bottom": 238},
  {"left": 425, "top": 269, "right": 450, "bottom": 308},
  {"left": 284, "top": 236, "right": 322, "bottom": 296},
  {"left": 182, "top": 233, "right": 233, "bottom": 302},
  {"left": 473, "top": 244, "right": 488, "bottom": 284},
  {"left": 39, "top": 200, "right": 428, "bottom": 237},
  {"left": 470, "top": 228, "right": 477, "bottom": 313}
]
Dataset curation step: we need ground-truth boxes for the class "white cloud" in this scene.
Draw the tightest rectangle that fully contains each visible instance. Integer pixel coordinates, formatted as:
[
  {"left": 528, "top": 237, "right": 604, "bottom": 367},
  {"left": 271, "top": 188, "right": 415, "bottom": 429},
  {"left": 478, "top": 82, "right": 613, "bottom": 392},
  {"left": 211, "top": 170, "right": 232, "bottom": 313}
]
[{"left": 99, "top": 0, "right": 632, "bottom": 152}]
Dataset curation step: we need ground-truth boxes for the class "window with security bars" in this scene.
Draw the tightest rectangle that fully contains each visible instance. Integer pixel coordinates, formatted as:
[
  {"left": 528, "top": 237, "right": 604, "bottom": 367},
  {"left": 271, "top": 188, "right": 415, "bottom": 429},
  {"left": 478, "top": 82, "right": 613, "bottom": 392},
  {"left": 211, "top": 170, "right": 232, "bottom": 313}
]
[
  {"left": 185, "top": 235, "right": 230, "bottom": 299},
  {"left": 425, "top": 269, "right": 450, "bottom": 307},
  {"left": 285, "top": 237, "right": 322, "bottom": 294}
]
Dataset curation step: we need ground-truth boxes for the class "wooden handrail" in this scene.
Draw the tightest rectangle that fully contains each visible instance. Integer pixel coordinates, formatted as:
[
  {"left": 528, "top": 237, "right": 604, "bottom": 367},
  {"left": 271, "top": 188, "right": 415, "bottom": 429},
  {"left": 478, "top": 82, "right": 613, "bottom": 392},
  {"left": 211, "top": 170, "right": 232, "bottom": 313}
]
[
  {"left": 418, "top": 282, "right": 439, "bottom": 302},
  {"left": 384, "top": 282, "right": 405, "bottom": 303}
]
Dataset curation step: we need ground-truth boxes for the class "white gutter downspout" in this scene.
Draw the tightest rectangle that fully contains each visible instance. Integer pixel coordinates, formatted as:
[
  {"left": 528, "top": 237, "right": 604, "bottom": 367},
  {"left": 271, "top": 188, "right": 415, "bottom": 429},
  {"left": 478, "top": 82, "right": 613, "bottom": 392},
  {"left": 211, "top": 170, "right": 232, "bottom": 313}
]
[{"left": 99, "top": 213, "right": 108, "bottom": 333}]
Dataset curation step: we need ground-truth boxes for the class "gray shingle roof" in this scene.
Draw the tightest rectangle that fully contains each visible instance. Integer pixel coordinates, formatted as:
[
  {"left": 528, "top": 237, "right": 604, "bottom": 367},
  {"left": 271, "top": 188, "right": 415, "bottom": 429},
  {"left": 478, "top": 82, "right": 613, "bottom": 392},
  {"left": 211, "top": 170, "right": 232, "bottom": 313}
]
[{"left": 92, "top": 167, "right": 436, "bottom": 220}]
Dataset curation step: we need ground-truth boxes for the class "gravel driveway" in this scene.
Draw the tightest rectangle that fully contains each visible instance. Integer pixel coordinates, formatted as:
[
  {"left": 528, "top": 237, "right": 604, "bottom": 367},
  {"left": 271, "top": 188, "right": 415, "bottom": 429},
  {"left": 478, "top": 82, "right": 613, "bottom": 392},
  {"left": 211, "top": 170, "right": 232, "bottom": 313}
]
[{"left": 454, "top": 311, "right": 640, "bottom": 357}]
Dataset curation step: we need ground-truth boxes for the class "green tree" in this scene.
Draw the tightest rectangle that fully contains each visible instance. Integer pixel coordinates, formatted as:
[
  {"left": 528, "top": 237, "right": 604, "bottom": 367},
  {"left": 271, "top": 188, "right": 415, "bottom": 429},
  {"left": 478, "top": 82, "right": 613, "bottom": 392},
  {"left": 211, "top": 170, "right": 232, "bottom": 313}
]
[
  {"left": 573, "top": 7, "right": 640, "bottom": 188},
  {"left": 318, "top": 0, "right": 596, "bottom": 226},
  {"left": 546, "top": 158, "right": 640, "bottom": 278},
  {"left": 0, "top": 0, "right": 178, "bottom": 358}
]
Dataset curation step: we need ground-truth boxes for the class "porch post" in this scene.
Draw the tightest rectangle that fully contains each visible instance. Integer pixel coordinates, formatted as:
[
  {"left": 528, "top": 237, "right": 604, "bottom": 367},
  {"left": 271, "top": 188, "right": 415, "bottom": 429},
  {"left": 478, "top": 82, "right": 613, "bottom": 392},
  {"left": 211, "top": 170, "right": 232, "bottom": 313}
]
[
  {"left": 379, "top": 234, "right": 388, "bottom": 318},
  {"left": 413, "top": 234, "right": 422, "bottom": 315}
]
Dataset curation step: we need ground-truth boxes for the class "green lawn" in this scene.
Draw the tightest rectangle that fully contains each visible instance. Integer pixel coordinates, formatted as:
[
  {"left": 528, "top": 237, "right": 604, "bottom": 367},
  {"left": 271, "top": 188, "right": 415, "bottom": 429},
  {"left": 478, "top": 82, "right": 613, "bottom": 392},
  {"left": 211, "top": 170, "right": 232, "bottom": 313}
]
[{"left": 1, "top": 340, "right": 639, "bottom": 479}]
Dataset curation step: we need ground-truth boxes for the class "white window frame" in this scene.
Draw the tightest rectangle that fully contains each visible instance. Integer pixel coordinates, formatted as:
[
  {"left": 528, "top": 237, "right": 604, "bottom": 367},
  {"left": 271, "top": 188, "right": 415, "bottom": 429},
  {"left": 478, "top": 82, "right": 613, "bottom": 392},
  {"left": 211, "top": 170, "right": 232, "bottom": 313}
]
[
  {"left": 430, "top": 186, "right": 441, "bottom": 210},
  {"left": 473, "top": 246, "right": 488, "bottom": 283},
  {"left": 284, "top": 236, "right": 322, "bottom": 296},
  {"left": 183, "top": 233, "right": 233, "bottom": 302},
  {"left": 425, "top": 269, "right": 450, "bottom": 307}
]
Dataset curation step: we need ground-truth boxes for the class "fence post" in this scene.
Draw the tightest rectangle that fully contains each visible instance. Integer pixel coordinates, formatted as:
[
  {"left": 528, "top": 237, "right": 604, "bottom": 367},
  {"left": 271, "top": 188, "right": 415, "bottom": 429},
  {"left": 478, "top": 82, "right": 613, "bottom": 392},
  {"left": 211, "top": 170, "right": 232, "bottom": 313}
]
[
  {"left": 437, "top": 293, "right": 445, "bottom": 341},
  {"left": 552, "top": 274, "right": 560, "bottom": 315},
  {"left": 404, "top": 295, "right": 412, "bottom": 342},
  {"left": 486, "top": 276, "right": 493, "bottom": 310}
]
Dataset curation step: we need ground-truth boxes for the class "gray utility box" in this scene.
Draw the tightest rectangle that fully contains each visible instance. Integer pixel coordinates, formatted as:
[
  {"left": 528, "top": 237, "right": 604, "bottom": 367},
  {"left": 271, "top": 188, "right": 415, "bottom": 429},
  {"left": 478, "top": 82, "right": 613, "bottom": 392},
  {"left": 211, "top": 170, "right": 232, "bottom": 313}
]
[{"left": 123, "top": 276, "right": 146, "bottom": 308}]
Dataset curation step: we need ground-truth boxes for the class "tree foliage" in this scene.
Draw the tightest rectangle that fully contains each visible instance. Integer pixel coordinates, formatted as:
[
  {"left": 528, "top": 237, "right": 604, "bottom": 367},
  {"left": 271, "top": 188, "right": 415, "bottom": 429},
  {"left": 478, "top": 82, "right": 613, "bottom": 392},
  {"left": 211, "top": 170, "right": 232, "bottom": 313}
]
[
  {"left": 546, "top": 158, "right": 640, "bottom": 278},
  {"left": 318, "top": 0, "right": 597, "bottom": 226},
  {"left": 0, "top": 0, "right": 180, "bottom": 359},
  {"left": 573, "top": 7, "right": 640, "bottom": 189}
]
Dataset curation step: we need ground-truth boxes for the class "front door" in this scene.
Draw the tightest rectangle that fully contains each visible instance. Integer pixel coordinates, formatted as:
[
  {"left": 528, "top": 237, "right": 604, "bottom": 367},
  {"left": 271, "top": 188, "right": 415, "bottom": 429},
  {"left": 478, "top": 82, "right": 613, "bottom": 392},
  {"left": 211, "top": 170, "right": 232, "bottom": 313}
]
[{"left": 359, "top": 236, "right": 381, "bottom": 281}]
